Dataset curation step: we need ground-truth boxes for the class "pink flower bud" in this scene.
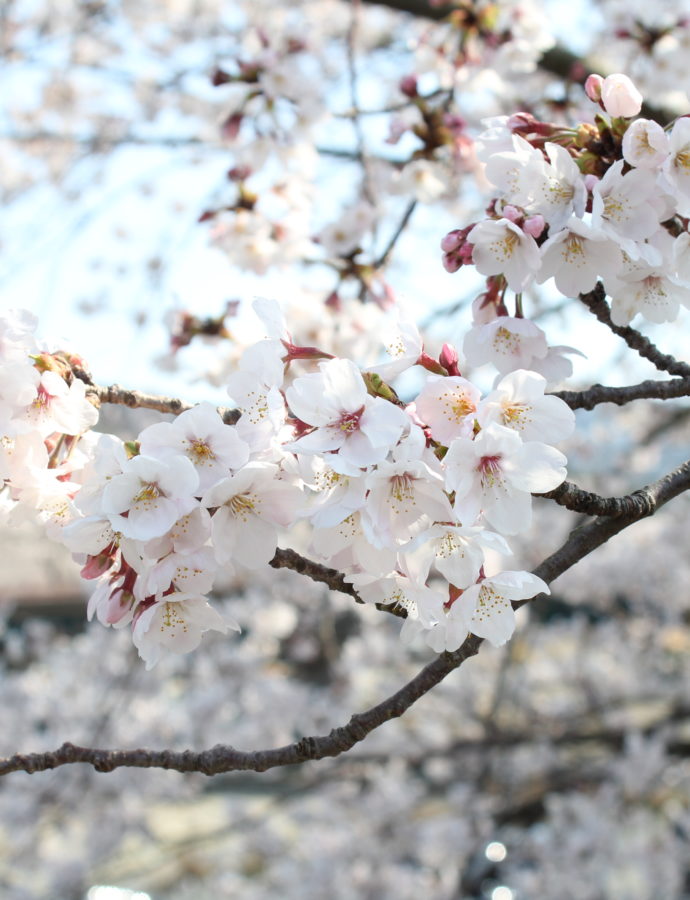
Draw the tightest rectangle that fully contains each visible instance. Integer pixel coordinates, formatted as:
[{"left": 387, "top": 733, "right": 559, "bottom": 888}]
[
  {"left": 502, "top": 205, "right": 521, "bottom": 223},
  {"left": 399, "top": 74, "right": 418, "bottom": 98},
  {"left": 439, "top": 343, "right": 460, "bottom": 376},
  {"left": 600, "top": 74, "right": 643, "bottom": 118},
  {"left": 584, "top": 73, "right": 604, "bottom": 103},
  {"left": 442, "top": 252, "right": 463, "bottom": 273},
  {"left": 523, "top": 214, "right": 545, "bottom": 238},
  {"left": 583, "top": 174, "right": 599, "bottom": 192},
  {"left": 440, "top": 229, "right": 464, "bottom": 253}
]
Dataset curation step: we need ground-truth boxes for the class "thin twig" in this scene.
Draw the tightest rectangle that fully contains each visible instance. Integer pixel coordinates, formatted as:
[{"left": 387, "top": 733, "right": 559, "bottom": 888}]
[{"left": 374, "top": 199, "right": 417, "bottom": 268}]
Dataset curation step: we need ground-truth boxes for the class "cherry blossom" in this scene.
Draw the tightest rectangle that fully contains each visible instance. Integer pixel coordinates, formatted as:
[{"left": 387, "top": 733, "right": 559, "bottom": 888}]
[
  {"left": 600, "top": 74, "right": 643, "bottom": 118},
  {"left": 138, "top": 402, "right": 250, "bottom": 491},
  {"left": 622, "top": 119, "right": 670, "bottom": 170},
  {"left": 453, "top": 571, "right": 550, "bottom": 646},
  {"left": 467, "top": 218, "right": 541, "bottom": 292},
  {"left": 132, "top": 593, "right": 237, "bottom": 670},
  {"left": 286, "top": 357, "right": 408, "bottom": 471},
  {"left": 477, "top": 369, "right": 575, "bottom": 443},
  {"left": 101, "top": 454, "right": 199, "bottom": 541},
  {"left": 202, "top": 461, "right": 301, "bottom": 568},
  {"left": 463, "top": 316, "right": 548, "bottom": 375},
  {"left": 444, "top": 423, "right": 567, "bottom": 535},
  {"left": 414, "top": 376, "right": 481, "bottom": 444},
  {"left": 537, "top": 217, "right": 623, "bottom": 297}
]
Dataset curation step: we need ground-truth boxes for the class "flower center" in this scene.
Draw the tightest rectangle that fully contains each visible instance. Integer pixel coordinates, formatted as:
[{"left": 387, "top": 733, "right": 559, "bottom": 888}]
[
  {"left": 229, "top": 493, "right": 256, "bottom": 519},
  {"left": 188, "top": 438, "right": 216, "bottom": 465},
  {"left": 336, "top": 406, "right": 364, "bottom": 433},
  {"left": 134, "top": 482, "right": 161, "bottom": 503},
  {"left": 478, "top": 454, "right": 503, "bottom": 487}
]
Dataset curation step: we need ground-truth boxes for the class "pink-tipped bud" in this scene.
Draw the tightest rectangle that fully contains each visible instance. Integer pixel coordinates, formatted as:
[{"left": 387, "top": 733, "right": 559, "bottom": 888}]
[
  {"left": 502, "top": 205, "right": 521, "bottom": 223},
  {"left": 584, "top": 73, "right": 604, "bottom": 103},
  {"left": 507, "top": 112, "right": 537, "bottom": 132},
  {"left": 399, "top": 74, "right": 418, "bottom": 98},
  {"left": 440, "top": 229, "right": 464, "bottom": 253},
  {"left": 523, "top": 214, "right": 545, "bottom": 238},
  {"left": 439, "top": 343, "right": 460, "bottom": 376},
  {"left": 584, "top": 174, "right": 599, "bottom": 192},
  {"left": 442, "top": 253, "right": 463, "bottom": 274}
]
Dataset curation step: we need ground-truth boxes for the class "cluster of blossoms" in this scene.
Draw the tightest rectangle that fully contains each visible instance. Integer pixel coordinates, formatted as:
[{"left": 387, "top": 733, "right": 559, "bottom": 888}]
[
  {"left": 442, "top": 73, "right": 690, "bottom": 328},
  {"left": 0, "top": 298, "right": 576, "bottom": 668}
]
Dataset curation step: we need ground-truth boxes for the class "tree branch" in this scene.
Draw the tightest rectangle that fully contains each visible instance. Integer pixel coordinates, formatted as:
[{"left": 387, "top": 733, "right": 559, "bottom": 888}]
[
  {"left": 578, "top": 284, "right": 690, "bottom": 378},
  {"left": 553, "top": 377, "right": 690, "bottom": 410},
  {"left": 88, "top": 383, "right": 240, "bottom": 424},
  {"left": 537, "top": 478, "right": 660, "bottom": 518},
  {"left": 270, "top": 548, "right": 404, "bottom": 618},
  {"left": 3, "top": 459, "right": 689, "bottom": 778}
]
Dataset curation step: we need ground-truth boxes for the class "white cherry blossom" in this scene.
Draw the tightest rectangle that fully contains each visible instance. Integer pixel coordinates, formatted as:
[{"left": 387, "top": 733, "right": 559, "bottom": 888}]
[
  {"left": 453, "top": 571, "right": 549, "bottom": 646},
  {"left": 202, "top": 461, "right": 301, "bottom": 568},
  {"left": 600, "top": 74, "right": 643, "bottom": 118},
  {"left": 402, "top": 524, "right": 511, "bottom": 588},
  {"left": 622, "top": 118, "right": 670, "bottom": 170},
  {"left": 537, "top": 217, "right": 623, "bottom": 297},
  {"left": 661, "top": 117, "right": 690, "bottom": 217},
  {"left": 139, "top": 402, "right": 250, "bottom": 492},
  {"left": 590, "top": 160, "right": 660, "bottom": 246},
  {"left": 132, "top": 593, "right": 237, "bottom": 670},
  {"left": 463, "top": 316, "right": 548, "bottom": 375},
  {"left": 468, "top": 218, "right": 541, "bottom": 292},
  {"left": 102, "top": 454, "right": 199, "bottom": 541},
  {"left": 362, "top": 459, "right": 454, "bottom": 548},
  {"left": 477, "top": 369, "right": 575, "bottom": 443},
  {"left": 414, "top": 376, "right": 480, "bottom": 444},
  {"left": 286, "top": 358, "right": 408, "bottom": 471},
  {"left": 444, "top": 423, "right": 567, "bottom": 535}
]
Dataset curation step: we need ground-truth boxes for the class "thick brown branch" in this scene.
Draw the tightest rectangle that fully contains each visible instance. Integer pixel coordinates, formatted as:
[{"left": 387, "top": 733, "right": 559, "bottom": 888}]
[
  {"left": 537, "top": 478, "right": 660, "bottom": 518},
  {"left": 578, "top": 285, "right": 690, "bottom": 378},
  {"left": 553, "top": 377, "right": 690, "bottom": 410}
]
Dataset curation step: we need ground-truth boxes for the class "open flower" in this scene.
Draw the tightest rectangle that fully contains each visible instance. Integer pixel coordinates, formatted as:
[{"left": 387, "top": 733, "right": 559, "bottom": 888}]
[
  {"left": 453, "top": 571, "right": 549, "bottom": 646},
  {"left": 202, "top": 461, "right": 301, "bottom": 568},
  {"left": 468, "top": 218, "right": 541, "bottom": 292},
  {"left": 286, "top": 357, "right": 408, "bottom": 472},
  {"left": 132, "top": 592, "right": 237, "bottom": 670},
  {"left": 102, "top": 454, "right": 199, "bottom": 541},
  {"left": 444, "top": 423, "right": 566, "bottom": 534},
  {"left": 477, "top": 369, "right": 575, "bottom": 443},
  {"left": 139, "top": 402, "right": 250, "bottom": 492}
]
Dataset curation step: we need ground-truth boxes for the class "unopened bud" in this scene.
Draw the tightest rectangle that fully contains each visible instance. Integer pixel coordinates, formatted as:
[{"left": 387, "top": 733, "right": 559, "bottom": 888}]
[
  {"left": 439, "top": 343, "right": 460, "bottom": 376},
  {"left": 584, "top": 73, "right": 604, "bottom": 103},
  {"left": 523, "top": 214, "right": 545, "bottom": 238},
  {"left": 399, "top": 74, "right": 418, "bottom": 98}
]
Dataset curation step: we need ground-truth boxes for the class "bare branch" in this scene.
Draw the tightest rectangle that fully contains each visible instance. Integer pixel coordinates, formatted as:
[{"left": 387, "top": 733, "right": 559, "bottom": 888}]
[
  {"left": 553, "top": 377, "right": 690, "bottom": 410},
  {"left": 270, "top": 548, "right": 405, "bottom": 618},
  {"left": 88, "top": 384, "right": 240, "bottom": 424},
  {"left": 578, "top": 284, "right": 690, "bottom": 378},
  {"left": 537, "top": 479, "right": 659, "bottom": 518}
]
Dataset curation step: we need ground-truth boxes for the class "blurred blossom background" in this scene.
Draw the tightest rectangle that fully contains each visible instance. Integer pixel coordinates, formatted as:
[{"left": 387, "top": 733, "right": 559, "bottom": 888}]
[{"left": 1, "top": 0, "right": 690, "bottom": 897}]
